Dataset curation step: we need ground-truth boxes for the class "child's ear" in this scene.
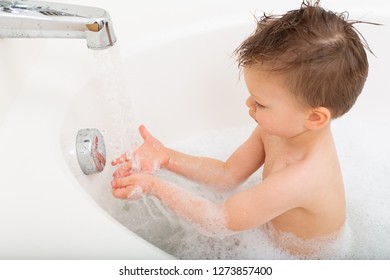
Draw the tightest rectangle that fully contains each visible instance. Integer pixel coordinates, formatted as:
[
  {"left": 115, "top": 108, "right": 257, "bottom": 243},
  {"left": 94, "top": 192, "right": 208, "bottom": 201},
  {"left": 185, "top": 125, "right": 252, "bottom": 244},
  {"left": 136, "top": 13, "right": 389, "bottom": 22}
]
[{"left": 305, "top": 107, "right": 331, "bottom": 130}]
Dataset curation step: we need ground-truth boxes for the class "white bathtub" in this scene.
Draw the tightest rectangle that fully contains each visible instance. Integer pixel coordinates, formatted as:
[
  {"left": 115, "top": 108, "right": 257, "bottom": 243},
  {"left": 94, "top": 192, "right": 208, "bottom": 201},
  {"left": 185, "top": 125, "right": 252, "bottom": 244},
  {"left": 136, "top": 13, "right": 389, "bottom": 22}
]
[{"left": 0, "top": 0, "right": 389, "bottom": 259}]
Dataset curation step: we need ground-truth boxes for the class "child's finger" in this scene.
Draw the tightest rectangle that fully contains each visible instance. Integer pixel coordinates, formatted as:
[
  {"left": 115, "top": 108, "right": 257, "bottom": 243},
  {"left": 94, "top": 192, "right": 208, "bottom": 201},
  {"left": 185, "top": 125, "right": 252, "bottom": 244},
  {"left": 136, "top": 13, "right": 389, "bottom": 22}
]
[
  {"left": 111, "top": 152, "right": 130, "bottom": 166},
  {"left": 111, "top": 186, "right": 131, "bottom": 199},
  {"left": 139, "top": 125, "right": 152, "bottom": 141},
  {"left": 111, "top": 176, "right": 131, "bottom": 188},
  {"left": 113, "top": 166, "right": 131, "bottom": 178},
  {"left": 113, "top": 161, "right": 132, "bottom": 177}
]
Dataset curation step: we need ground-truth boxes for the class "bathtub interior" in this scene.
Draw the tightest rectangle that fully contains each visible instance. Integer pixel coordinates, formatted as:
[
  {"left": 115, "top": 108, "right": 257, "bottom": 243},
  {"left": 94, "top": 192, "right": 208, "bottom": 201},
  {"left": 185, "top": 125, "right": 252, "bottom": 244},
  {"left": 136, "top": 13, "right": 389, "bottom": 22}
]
[
  {"left": 61, "top": 21, "right": 253, "bottom": 258},
  {"left": 60, "top": 5, "right": 390, "bottom": 259}
]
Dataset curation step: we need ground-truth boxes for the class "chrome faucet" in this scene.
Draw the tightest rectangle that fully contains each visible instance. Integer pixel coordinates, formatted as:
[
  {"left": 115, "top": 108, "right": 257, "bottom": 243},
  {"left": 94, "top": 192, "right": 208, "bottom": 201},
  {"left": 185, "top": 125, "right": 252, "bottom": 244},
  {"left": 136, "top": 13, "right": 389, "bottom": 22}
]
[{"left": 0, "top": 0, "right": 116, "bottom": 49}]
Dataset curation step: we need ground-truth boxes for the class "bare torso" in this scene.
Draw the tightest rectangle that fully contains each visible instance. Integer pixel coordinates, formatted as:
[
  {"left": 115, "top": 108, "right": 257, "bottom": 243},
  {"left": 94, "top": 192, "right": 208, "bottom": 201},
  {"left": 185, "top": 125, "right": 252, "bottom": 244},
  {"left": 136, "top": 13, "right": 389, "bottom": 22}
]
[{"left": 259, "top": 127, "right": 346, "bottom": 253}]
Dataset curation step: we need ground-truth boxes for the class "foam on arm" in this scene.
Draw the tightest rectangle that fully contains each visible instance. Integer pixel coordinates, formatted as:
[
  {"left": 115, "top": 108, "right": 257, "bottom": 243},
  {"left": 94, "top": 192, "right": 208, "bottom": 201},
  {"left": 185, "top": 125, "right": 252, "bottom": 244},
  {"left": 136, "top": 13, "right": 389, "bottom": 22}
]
[{"left": 151, "top": 178, "right": 232, "bottom": 235}]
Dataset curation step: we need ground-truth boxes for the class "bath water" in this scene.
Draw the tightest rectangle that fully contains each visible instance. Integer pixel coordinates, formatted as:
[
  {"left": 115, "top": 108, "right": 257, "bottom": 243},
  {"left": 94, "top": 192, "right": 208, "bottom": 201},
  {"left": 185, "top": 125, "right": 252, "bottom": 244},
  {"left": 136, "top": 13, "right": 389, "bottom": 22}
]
[{"left": 102, "top": 117, "right": 390, "bottom": 259}]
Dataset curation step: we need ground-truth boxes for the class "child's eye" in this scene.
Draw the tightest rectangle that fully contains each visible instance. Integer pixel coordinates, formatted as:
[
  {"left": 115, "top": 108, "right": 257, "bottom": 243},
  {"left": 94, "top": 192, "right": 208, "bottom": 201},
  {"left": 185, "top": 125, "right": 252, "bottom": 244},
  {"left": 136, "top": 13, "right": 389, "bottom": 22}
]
[{"left": 254, "top": 101, "right": 266, "bottom": 109}]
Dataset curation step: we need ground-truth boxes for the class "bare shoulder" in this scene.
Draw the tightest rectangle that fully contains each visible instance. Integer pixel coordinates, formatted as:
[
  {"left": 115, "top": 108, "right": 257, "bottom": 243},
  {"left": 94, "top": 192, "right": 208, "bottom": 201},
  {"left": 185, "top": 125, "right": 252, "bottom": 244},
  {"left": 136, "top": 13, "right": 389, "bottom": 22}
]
[
  {"left": 268, "top": 152, "right": 342, "bottom": 203},
  {"left": 230, "top": 125, "right": 265, "bottom": 162},
  {"left": 272, "top": 155, "right": 346, "bottom": 236},
  {"left": 286, "top": 152, "right": 345, "bottom": 216},
  {"left": 245, "top": 125, "right": 266, "bottom": 151}
]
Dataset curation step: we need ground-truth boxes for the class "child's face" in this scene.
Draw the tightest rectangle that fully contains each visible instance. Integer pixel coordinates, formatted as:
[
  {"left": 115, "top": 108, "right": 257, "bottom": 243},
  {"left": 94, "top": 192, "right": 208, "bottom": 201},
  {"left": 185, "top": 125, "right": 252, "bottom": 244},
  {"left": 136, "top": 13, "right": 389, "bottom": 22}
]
[{"left": 244, "top": 68, "right": 310, "bottom": 138}]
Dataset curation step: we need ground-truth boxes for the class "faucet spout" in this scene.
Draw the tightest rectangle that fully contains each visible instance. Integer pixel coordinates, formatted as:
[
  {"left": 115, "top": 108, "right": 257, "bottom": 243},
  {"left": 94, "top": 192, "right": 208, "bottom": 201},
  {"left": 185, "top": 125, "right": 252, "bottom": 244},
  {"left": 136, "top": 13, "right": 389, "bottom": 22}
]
[{"left": 0, "top": 0, "right": 116, "bottom": 49}]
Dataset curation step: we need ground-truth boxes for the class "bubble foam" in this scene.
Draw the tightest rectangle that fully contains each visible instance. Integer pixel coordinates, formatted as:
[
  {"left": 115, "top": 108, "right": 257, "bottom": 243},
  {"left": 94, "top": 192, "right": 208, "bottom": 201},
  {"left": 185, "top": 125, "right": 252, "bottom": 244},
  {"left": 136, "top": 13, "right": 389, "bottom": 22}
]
[{"left": 99, "top": 119, "right": 390, "bottom": 259}]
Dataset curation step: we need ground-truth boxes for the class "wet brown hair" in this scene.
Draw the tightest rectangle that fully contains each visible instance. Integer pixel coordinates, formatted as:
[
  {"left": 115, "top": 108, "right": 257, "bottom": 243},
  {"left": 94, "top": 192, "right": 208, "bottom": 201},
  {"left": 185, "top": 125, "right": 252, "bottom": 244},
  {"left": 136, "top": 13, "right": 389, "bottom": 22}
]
[{"left": 235, "top": 0, "right": 374, "bottom": 118}]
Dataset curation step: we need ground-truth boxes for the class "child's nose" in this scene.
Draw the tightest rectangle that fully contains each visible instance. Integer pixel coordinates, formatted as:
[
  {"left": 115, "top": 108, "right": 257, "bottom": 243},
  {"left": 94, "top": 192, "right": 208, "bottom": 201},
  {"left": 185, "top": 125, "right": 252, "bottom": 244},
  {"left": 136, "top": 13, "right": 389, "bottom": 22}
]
[{"left": 246, "top": 97, "right": 254, "bottom": 108}]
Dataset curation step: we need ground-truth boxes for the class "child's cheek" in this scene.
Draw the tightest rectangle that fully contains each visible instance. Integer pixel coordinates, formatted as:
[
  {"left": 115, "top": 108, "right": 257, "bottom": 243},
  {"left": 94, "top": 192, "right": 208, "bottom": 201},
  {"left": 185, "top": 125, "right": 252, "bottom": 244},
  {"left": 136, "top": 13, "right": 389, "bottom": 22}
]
[{"left": 255, "top": 110, "right": 269, "bottom": 127}]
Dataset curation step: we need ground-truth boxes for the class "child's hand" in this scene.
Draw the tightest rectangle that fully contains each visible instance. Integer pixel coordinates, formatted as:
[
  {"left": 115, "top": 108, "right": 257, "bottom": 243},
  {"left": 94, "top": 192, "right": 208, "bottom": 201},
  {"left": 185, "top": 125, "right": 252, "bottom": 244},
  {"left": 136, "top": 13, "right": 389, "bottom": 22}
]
[
  {"left": 111, "top": 125, "right": 170, "bottom": 176},
  {"left": 111, "top": 173, "right": 154, "bottom": 200}
]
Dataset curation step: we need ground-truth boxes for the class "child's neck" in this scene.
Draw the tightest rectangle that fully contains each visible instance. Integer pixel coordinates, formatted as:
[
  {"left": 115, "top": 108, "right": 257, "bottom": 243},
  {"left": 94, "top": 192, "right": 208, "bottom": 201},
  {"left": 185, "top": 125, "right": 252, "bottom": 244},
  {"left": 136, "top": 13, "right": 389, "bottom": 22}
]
[{"left": 283, "top": 123, "right": 332, "bottom": 150}]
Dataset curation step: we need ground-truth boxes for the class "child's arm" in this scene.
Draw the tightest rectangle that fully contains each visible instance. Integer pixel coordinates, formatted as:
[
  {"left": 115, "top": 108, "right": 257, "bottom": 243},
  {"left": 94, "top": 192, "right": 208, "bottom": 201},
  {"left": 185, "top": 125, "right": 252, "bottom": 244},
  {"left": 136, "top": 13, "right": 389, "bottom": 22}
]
[
  {"left": 112, "top": 125, "right": 265, "bottom": 190},
  {"left": 111, "top": 164, "right": 307, "bottom": 232},
  {"left": 112, "top": 173, "right": 227, "bottom": 233},
  {"left": 164, "top": 129, "right": 263, "bottom": 189}
]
